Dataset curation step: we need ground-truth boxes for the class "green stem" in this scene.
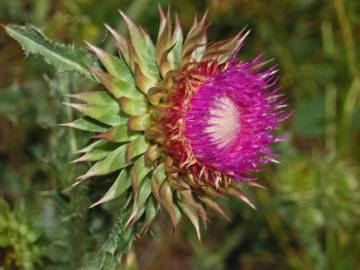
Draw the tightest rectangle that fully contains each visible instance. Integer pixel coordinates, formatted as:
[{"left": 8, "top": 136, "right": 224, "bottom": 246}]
[
  {"left": 60, "top": 73, "right": 91, "bottom": 268},
  {"left": 81, "top": 210, "right": 135, "bottom": 270},
  {"left": 333, "top": 0, "right": 360, "bottom": 156}
]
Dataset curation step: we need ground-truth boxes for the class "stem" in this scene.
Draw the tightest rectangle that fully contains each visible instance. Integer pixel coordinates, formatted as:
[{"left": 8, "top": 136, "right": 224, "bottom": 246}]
[
  {"left": 81, "top": 210, "right": 135, "bottom": 270},
  {"left": 333, "top": 0, "right": 360, "bottom": 156},
  {"left": 325, "top": 84, "right": 337, "bottom": 157},
  {"left": 60, "top": 73, "right": 90, "bottom": 268}
]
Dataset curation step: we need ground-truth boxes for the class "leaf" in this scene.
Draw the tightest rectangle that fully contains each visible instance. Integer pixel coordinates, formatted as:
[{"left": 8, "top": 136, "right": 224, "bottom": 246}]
[
  {"left": 198, "top": 196, "right": 229, "bottom": 221},
  {"left": 3, "top": 24, "right": 97, "bottom": 81},
  {"left": 125, "top": 136, "right": 149, "bottom": 162},
  {"left": 128, "top": 114, "right": 151, "bottom": 131},
  {"left": 68, "top": 91, "right": 116, "bottom": 106},
  {"left": 97, "top": 123, "right": 139, "bottom": 143},
  {"left": 120, "top": 11, "right": 159, "bottom": 80},
  {"left": 130, "top": 156, "right": 153, "bottom": 194},
  {"left": 73, "top": 143, "right": 118, "bottom": 163},
  {"left": 77, "top": 144, "right": 129, "bottom": 181},
  {"left": 151, "top": 163, "right": 166, "bottom": 203},
  {"left": 61, "top": 117, "right": 108, "bottom": 132},
  {"left": 171, "top": 15, "right": 183, "bottom": 68},
  {"left": 141, "top": 197, "right": 159, "bottom": 232},
  {"left": 64, "top": 102, "right": 127, "bottom": 126},
  {"left": 160, "top": 181, "right": 177, "bottom": 227},
  {"left": 136, "top": 177, "right": 152, "bottom": 207},
  {"left": 90, "top": 68, "right": 143, "bottom": 99},
  {"left": 118, "top": 97, "right": 148, "bottom": 116},
  {"left": 76, "top": 140, "right": 108, "bottom": 154},
  {"left": 178, "top": 198, "right": 202, "bottom": 240},
  {"left": 86, "top": 43, "right": 133, "bottom": 82},
  {"left": 91, "top": 169, "right": 131, "bottom": 207}
]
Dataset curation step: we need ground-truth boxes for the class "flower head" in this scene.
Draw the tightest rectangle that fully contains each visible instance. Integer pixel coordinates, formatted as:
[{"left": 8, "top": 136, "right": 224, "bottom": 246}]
[{"left": 64, "top": 7, "right": 288, "bottom": 238}]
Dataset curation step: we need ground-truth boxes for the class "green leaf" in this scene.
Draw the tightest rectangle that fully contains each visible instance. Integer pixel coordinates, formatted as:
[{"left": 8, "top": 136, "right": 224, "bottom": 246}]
[
  {"left": 77, "top": 144, "right": 129, "bottom": 180},
  {"left": 91, "top": 68, "right": 143, "bottom": 99},
  {"left": 126, "top": 136, "right": 149, "bottom": 161},
  {"left": 151, "top": 163, "right": 166, "bottom": 203},
  {"left": 99, "top": 123, "right": 139, "bottom": 143},
  {"left": 65, "top": 102, "right": 127, "bottom": 126},
  {"left": 136, "top": 177, "right": 152, "bottom": 207},
  {"left": 3, "top": 24, "right": 97, "bottom": 80},
  {"left": 62, "top": 117, "right": 108, "bottom": 132},
  {"left": 91, "top": 169, "right": 131, "bottom": 207},
  {"left": 171, "top": 17, "right": 183, "bottom": 68},
  {"left": 68, "top": 91, "right": 116, "bottom": 106},
  {"left": 160, "top": 181, "right": 177, "bottom": 227},
  {"left": 73, "top": 143, "right": 118, "bottom": 163},
  {"left": 119, "top": 96, "right": 148, "bottom": 116},
  {"left": 130, "top": 155, "right": 153, "bottom": 194},
  {"left": 120, "top": 12, "right": 159, "bottom": 80},
  {"left": 86, "top": 43, "right": 133, "bottom": 82},
  {"left": 142, "top": 196, "right": 159, "bottom": 231},
  {"left": 178, "top": 199, "right": 202, "bottom": 240},
  {"left": 76, "top": 140, "right": 108, "bottom": 154}
]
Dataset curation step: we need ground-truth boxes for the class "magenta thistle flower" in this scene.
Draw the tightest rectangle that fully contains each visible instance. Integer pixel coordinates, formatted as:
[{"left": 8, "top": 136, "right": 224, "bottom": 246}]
[
  {"left": 64, "top": 8, "right": 288, "bottom": 237},
  {"left": 162, "top": 56, "right": 287, "bottom": 188}
]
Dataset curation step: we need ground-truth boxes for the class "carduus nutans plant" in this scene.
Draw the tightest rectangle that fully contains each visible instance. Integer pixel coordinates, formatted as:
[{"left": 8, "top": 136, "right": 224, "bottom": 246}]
[{"left": 64, "top": 8, "right": 288, "bottom": 238}]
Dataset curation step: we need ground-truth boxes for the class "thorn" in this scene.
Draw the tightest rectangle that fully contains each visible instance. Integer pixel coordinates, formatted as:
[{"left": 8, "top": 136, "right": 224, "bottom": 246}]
[
  {"left": 89, "top": 199, "right": 102, "bottom": 209},
  {"left": 269, "top": 158, "right": 280, "bottom": 164},
  {"left": 158, "top": 4, "right": 165, "bottom": 19},
  {"left": 119, "top": 10, "right": 135, "bottom": 28},
  {"left": 58, "top": 122, "right": 74, "bottom": 128},
  {"left": 70, "top": 156, "right": 86, "bottom": 164},
  {"left": 71, "top": 180, "right": 82, "bottom": 187}
]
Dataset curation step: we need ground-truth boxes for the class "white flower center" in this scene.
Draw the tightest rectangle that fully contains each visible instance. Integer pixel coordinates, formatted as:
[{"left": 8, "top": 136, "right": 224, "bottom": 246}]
[{"left": 205, "top": 96, "right": 241, "bottom": 148}]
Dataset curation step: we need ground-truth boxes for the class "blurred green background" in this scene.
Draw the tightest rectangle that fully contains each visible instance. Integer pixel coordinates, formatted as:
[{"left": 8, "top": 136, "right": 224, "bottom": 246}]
[{"left": 1, "top": 0, "right": 360, "bottom": 269}]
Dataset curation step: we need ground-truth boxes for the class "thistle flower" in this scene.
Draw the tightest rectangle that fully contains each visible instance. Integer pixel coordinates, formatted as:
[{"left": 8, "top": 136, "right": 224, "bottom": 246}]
[{"left": 64, "top": 8, "right": 288, "bottom": 238}]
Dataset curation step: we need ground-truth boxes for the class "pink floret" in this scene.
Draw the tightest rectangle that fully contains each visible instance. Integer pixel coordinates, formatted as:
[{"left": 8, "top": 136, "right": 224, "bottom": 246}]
[{"left": 184, "top": 58, "right": 288, "bottom": 181}]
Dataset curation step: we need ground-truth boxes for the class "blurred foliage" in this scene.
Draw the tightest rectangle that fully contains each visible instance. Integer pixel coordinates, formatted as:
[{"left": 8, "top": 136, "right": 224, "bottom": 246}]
[
  {"left": 1, "top": 0, "right": 360, "bottom": 269},
  {"left": 0, "top": 200, "right": 45, "bottom": 270}
]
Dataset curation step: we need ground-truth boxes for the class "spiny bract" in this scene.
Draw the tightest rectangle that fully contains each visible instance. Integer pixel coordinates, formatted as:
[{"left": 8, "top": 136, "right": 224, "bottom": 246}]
[{"left": 63, "top": 7, "right": 288, "bottom": 239}]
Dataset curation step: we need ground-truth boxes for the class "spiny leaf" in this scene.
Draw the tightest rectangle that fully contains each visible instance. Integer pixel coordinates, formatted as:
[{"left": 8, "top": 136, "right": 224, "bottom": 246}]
[
  {"left": 141, "top": 197, "right": 159, "bottom": 232},
  {"left": 120, "top": 11, "right": 159, "bottom": 80},
  {"left": 90, "top": 68, "right": 143, "bottom": 99},
  {"left": 97, "top": 123, "right": 139, "bottom": 143},
  {"left": 76, "top": 140, "right": 108, "bottom": 154},
  {"left": 64, "top": 102, "right": 127, "bottom": 126},
  {"left": 226, "top": 185, "right": 256, "bottom": 209},
  {"left": 198, "top": 196, "right": 229, "bottom": 221},
  {"left": 136, "top": 177, "right": 152, "bottom": 207},
  {"left": 171, "top": 15, "right": 183, "bottom": 68},
  {"left": 130, "top": 156, "right": 153, "bottom": 194},
  {"left": 61, "top": 117, "right": 108, "bottom": 132},
  {"left": 3, "top": 24, "right": 97, "bottom": 80},
  {"left": 128, "top": 114, "right": 151, "bottom": 131},
  {"left": 68, "top": 91, "right": 116, "bottom": 106},
  {"left": 77, "top": 144, "right": 129, "bottom": 181},
  {"left": 91, "top": 169, "right": 131, "bottom": 207},
  {"left": 180, "top": 190, "right": 208, "bottom": 225},
  {"left": 151, "top": 163, "right": 166, "bottom": 203},
  {"left": 178, "top": 198, "right": 202, "bottom": 240},
  {"left": 119, "top": 97, "right": 148, "bottom": 116},
  {"left": 160, "top": 181, "right": 177, "bottom": 227},
  {"left": 86, "top": 42, "right": 133, "bottom": 82},
  {"left": 73, "top": 143, "right": 118, "bottom": 163},
  {"left": 126, "top": 177, "right": 152, "bottom": 227},
  {"left": 126, "top": 136, "right": 149, "bottom": 162}
]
